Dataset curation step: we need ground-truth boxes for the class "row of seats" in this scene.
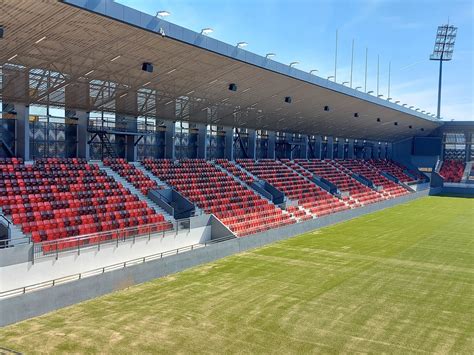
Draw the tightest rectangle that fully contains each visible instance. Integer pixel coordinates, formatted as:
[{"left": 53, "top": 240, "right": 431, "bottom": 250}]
[
  {"left": 440, "top": 160, "right": 465, "bottom": 182},
  {"left": 369, "top": 159, "right": 425, "bottom": 183},
  {"left": 294, "top": 159, "right": 385, "bottom": 206},
  {"left": 236, "top": 159, "right": 349, "bottom": 217},
  {"left": 141, "top": 159, "right": 295, "bottom": 236},
  {"left": 0, "top": 158, "right": 172, "bottom": 250},
  {"left": 335, "top": 160, "right": 409, "bottom": 198}
]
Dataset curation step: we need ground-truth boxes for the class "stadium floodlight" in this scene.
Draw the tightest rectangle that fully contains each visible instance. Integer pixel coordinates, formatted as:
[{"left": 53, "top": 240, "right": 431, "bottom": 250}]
[
  {"left": 395, "top": 100, "right": 400, "bottom": 104},
  {"left": 327, "top": 76, "right": 335, "bottom": 80},
  {"left": 367, "top": 90, "right": 374, "bottom": 94},
  {"left": 430, "top": 23, "right": 457, "bottom": 118},
  {"left": 355, "top": 86, "right": 362, "bottom": 90},
  {"left": 265, "top": 53, "right": 276, "bottom": 59},
  {"left": 289, "top": 61, "right": 299, "bottom": 67},
  {"left": 402, "top": 103, "right": 407, "bottom": 107},
  {"left": 377, "top": 94, "right": 384, "bottom": 98},
  {"left": 421, "top": 110, "right": 426, "bottom": 113},
  {"left": 409, "top": 106, "right": 414, "bottom": 109},
  {"left": 387, "top": 97, "right": 392, "bottom": 101},
  {"left": 237, "top": 42, "right": 248, "bottom": 48},
  {"left": 309, "top": 69, "right": 318, "bottom": 74},
  {"left": 415, "top": 108, "right": 420, "bottom": 111},
  {"left": 201, "top": 28, "right": 213, "bottom": 35},
  {"left": 342, "top": 81, "right": 349, "bottom": 86},
  {"left": 156, "top": 10, "right": 170, "bottom": 18}
]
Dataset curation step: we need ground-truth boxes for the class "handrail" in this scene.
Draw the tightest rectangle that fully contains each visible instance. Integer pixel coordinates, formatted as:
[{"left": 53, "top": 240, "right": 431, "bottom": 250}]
[
  {"left": 0, "top": 234, "right": 235, "bottom": 299},
  {"left": 32, "top": 219, "right": 187, "bottom": 261}
]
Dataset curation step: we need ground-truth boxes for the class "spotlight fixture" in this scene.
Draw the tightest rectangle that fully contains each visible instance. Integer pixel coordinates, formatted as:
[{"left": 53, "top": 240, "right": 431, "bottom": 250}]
[
  {"left": 284, "top": 96, "right": 292, "bottom": 104},
  {"left": 394, "top": 122, "right": 398, "bottom": 126},
  {"left": 367, "top": 90, "right": 374, "bottom": 94},
  {"left": 420, "top": 128, "right": 425, "bottom": 131},
  {"left": 265, "top": 53, "right": 276, "bottom": 59},
  {"left": 395, "top": 100, "right": 400, "bottom": 104},
  {"left": 376, "top": 118, "right": 381, "bottom": 122},
  {"left": 310, "top": 69, "right": 318, "bottom": 74},
  {"left": 142, "top": 62, "right": 154, "bottom": 73},
  {"left": 156, "top": 11, "right": 171, "bottom": 18},
  {"left": 354, "top": 113, "right": 359, "bottom": 118},
  {"left": 289, "top": 62, "right": 299, "bottom": 68},
  {"left": 201, "top": 28, "right": 213, "bottom": 35},
  {"left": 324, "top": 106, "right": 329, "bottom": 111},
  {"left": 409, "top": 125, "right": 413, "bottom": 129},
  {"left": 355, "top": 86, "right": 362, "bottom": 90},
  {"left": 228, "top": 83, "right": 237, "bottom": 92}
]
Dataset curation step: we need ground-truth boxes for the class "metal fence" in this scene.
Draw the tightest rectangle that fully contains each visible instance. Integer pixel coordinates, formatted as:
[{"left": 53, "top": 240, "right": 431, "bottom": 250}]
[
  {"left": 32, "top": 219, "right": 189, "bottom": 261},
  {"left": 0, "top": 234, "right": 235, "bottom": 299}
]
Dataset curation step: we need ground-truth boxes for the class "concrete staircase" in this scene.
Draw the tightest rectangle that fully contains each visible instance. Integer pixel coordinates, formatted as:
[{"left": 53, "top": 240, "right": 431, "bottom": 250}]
[
  {"left": 0, "top": 209, "right": 29, "bottom": 244},
  {"left": 211, "top": 161, "right": 273, "bottom": 203},
  {"left": 97, "top": 163, "right": 175, "bottom": 223},
  {"left": 461, "top": 161, "right": 473, "bottom": 183}
]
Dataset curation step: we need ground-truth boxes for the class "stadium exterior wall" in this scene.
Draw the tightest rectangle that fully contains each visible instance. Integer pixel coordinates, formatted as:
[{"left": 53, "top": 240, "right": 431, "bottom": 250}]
[{"left": 0, "top": 189, "right": 430, "bottom": 327}]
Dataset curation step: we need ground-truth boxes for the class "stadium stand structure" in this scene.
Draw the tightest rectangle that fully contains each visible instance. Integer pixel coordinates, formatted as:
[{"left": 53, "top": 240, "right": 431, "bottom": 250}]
[
  {"left": 0, "top": 158, "right": 172, "bottom": 250},
  {"left": 0, "top": 0, "right": 473, "bottom": 327},
  {"left": 439, "top": 160, "right": 465, "bottom": 182},
  {"left": 141, "top": 159, "right": 296, "bottom": 236}
]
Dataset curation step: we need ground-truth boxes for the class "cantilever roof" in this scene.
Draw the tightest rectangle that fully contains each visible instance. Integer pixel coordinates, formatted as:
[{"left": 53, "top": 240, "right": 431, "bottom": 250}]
[{"left": 0, "top": 0, "right": 442, "bottom": 141}]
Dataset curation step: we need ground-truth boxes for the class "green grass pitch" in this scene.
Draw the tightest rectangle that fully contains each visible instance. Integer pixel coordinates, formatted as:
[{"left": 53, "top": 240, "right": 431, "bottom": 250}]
[{"left": 0, "top": 196, "right": 473, "bottom": 353}]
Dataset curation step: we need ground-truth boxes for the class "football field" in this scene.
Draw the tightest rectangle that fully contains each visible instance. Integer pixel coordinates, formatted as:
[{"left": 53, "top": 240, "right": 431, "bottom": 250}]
[{"left": 0, "top": 196, "right": 473, "bottom": 353}]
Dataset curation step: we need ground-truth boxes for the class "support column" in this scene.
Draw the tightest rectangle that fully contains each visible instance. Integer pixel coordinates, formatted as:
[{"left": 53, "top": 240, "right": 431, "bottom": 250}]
[
  {"left": 301, "top": 135, "right": 308, "bottom": 159},
  {"left": 248, "top": 129, "right": 257, "bottom": 159},
  {"left": 14, "top": 103, "right": 30, "bottom": 161},
  {"left": 314, "top": 136, "right": 322, "bottom": 159},
  {"left": 76, "top": 111, "right": 90, "bottom": 160},
  {"left": 267, "top": 131, "right": 276, "bottom": 159},
  {"left": 224, "top": 126, "right": 234, "bottom": 160},
  {"left": 164, "top": 120, "right": 175, "bottom": 160},
  {"left": 348, "top": 139, "right": 355, "bottom": 159},
  {"left": 387, "top": 143, "right": 393, "bottom": 159},
  {"left": 327, "top": 136, "right": 334, "bottom": 160},
  {"left": 196, "top": 123, "right": 207, "bottom": 159}
]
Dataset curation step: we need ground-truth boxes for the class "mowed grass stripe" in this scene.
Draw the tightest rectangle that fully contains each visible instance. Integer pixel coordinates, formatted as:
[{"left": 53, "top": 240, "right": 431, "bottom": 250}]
[{"left": 0, "top": 196, "right": 473, "bottom": 353}]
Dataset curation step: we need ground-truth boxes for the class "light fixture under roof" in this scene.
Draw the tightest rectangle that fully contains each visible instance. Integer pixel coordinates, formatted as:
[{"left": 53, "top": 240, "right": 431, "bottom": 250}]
[
  {"left": 156, "top": 10, "right": 170, "bottom": 18},
  {"left": 34, "top": 36, "right": 46, "bottom": 44},
  {"left": 84, "top": 70, "right": 94, "bottom": 76},
  {"left": 289, "top": 61, "right": 299, "bottom": 67},
  {"left": 143, "top": 81, "right": 151, "bottom": 86},
  {"left": 165, "top": 100, "right": 173, "bottom": 105},
  {"left": 186, "top": 90, "right": 195, "bottom": 95},
  {"left": 242, "top": 88, "right": 251, "bottom": 93},
  {"left": 110, "top": 55, "right": 121, "bottom": 62},
  {"left": 7, "top": 54, "right": 17, "bottom": 61},
  {"left": 265, "top": 53, "right": 276, "bottom": 59},
  {"left": 119, "top": 93, "right": 128, "bottom": 98},
  {"left": 237, "top": 42, "right": 248, "bottom": 48},
  {"left": 165, "top": 68, "right": 176, "bottom": 74}
]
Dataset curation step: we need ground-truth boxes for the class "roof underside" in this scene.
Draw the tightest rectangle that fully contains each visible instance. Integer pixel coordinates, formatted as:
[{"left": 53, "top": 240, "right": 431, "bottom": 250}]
[{"left": 0, "top": 0, "right": 442, "bottom": 141}]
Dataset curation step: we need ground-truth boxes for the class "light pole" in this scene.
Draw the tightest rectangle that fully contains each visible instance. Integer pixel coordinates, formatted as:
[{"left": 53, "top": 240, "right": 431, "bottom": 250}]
[
  {"left": 310, "top": 69, "right": 318, "bottom": 75},
  {"left": 289, "top": 61, "right": 299, "bottom": 68},
  {"left": 430, "top": 23, "right": 457, "bottom": 119},
  {"left": 265, "top": 53, "right": 276, "bottom": 59}
]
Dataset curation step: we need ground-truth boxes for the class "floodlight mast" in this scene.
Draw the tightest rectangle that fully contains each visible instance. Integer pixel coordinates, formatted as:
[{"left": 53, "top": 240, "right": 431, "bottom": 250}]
[{"left": 430, "top": 23, "right": 457, "bottom": 119}]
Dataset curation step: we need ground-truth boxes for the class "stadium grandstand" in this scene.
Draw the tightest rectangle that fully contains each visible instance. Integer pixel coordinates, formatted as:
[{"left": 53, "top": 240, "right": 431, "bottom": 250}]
[{"left": 0, "top": 0, "right": 473, "bottom": 352}]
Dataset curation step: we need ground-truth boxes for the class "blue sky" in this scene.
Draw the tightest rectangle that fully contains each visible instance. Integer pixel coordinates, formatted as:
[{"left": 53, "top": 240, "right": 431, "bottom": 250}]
[{"left": 117, "top": 0, "right": 473, "bottom": 121}]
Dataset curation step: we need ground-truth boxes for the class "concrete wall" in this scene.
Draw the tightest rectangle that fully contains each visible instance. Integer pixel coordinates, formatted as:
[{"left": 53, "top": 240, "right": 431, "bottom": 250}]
[
  {"left": 0, "top": 221, "right": 211, "bottom": 292},
  {"left": 0, "top": 190, "right": 429, "bottom": 326}
]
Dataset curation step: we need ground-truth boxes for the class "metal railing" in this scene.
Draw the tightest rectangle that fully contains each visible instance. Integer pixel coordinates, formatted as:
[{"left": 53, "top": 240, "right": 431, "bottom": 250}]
[
  {"left": 0, "top": 234, "right": 235, "bottom": 299},
  {"left": 0, "top": 235, "right": 31, "bottom": 249},
  {"left": 32, "top": 219, "right": 189, "bottom": 261}
]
